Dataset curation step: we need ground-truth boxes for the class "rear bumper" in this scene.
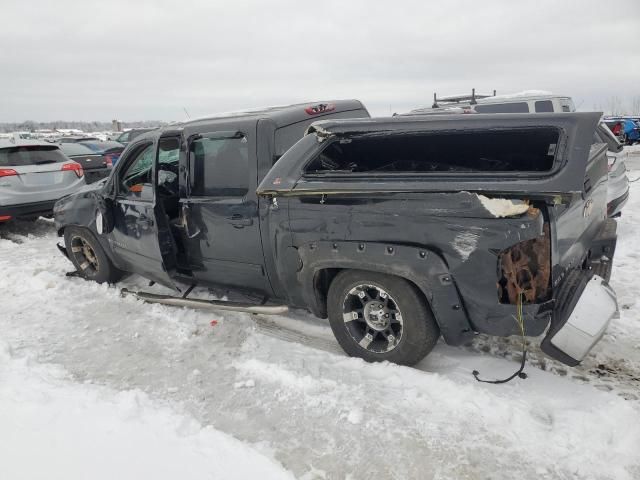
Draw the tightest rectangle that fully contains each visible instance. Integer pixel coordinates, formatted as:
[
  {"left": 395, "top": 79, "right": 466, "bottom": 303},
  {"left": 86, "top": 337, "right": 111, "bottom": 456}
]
[
  {"left": 541, "top": 274, "right": 617, "bottom": 366},
  {"left": 0, "top": 200, "right": 56, "bottom": 219},
  {"left": 541, "top": 218, "right": 618, "bottom": 366}
]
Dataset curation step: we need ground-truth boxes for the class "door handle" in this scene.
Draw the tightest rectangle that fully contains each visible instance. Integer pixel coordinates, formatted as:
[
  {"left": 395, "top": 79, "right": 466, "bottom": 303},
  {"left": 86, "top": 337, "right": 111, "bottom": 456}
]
[{"left": 227, "top": 214, "right": 253, "bottom": 228}]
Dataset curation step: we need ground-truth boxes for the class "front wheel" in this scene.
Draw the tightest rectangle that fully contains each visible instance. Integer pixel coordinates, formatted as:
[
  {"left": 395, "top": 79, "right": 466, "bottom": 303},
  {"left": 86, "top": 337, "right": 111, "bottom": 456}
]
[
  {"left": 64, "top": 227, "right": 124, "bottom": 284},
  {"left": 327, "top": 270, "right": 440, "bottom": 365}
]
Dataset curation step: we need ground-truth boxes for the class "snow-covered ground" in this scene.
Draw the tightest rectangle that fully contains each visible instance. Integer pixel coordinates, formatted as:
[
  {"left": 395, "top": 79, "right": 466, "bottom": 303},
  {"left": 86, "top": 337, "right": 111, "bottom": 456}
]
[
  {"left": 1, "top": 154, "right": 640, "bottom": 479},
  {"left": 0, "top": 344, "right": 293, "bottom": 480}
]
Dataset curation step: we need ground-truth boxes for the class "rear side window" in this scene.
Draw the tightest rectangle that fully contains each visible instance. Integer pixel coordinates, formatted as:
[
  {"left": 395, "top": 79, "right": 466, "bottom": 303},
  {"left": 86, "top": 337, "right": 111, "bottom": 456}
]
[
  {"left": 535, "top": 100, "right": 554, "bottom": 113},
  {"left": 59, "top": 143, "right": 95, "bottom": 156},
  {"left": 0, "top": 146, "right": 67, "bottom": 166},
  {"left": 75, "top": 142, "right": 102, "bottom": 152},
  {"left": 305, "top": 128, "right": 559, "bottom": 174},
  {"left": 189, "top": 135, "right": 249, "bottom": 196},
  {"left": 274, "top": 109, "right": 369, "bottom": 161},
  {"left": 129, "top": 130, "right": 152, "bottom": 141},
  {"left": 116, "top": 132, "right": 130, "bottom": 142},
  {"left": 560, "top": 99, "right": 575, "bottom": 112},
  {"left": 475, "top": 102, "right": 529, "bottom": 113}
]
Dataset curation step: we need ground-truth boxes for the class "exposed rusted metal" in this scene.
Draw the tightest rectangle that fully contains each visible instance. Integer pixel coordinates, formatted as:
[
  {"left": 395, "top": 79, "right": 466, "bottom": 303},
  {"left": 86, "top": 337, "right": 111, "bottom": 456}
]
[{"left": 498, "top": 223, "right": 551, "bottom": 304}]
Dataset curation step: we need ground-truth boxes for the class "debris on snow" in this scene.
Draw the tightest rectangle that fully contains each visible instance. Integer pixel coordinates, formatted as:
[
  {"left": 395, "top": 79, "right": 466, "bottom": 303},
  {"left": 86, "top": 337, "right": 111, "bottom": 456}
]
[
  {"left": 346, "top": 408, "right": 363, "bottom": 425},
  {"left": 234, "top": 379, "right": 256, "bottom": 389}
]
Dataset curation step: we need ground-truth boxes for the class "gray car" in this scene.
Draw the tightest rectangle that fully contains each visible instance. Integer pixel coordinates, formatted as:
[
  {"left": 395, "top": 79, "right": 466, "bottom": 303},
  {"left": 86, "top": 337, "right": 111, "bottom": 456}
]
[
  {"left": 113, "top": 128, "right": 156, "bottom": 146},
  {"left": 594, "top": 122, "right": 629, "bottom": 217},
  {"left": 0, "top": 140, "right": 86, "bottom": 222}
]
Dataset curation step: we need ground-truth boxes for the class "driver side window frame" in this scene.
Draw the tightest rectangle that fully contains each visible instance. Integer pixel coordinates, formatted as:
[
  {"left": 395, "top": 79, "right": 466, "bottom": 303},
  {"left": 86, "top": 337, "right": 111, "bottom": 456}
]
[
  {"left": 155, "top": 135, "right": 181, "bottom": 191},
  {"left": 116, "top": 141, "right": 154, "bottom": 199}
]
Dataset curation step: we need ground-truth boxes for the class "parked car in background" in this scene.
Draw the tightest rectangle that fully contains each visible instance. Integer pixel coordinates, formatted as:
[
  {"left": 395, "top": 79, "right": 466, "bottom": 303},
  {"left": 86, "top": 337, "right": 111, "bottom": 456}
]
[
  {"left": 74, "top": 140, "right": 125, "bottom": 166},
  {"left": 604, "top": 118, "right": 640, "bottom": 145},
  {"left": 408, "top": 90, "right": 575, "bottom": 115},
  {"left": 113, "top": 128, "right": 156, "bottom": 146},
  {"left": 58, "top": 143, "right": 114, "bottom": 184},
  {"left": 0, "top": 140, "right": 85, "bottom": 222},
  {"left": 595, "top": 122, "right": 629, "bottom": 217},
  {"left": 57, "top": 136, "right": 101, "bottom": 143}
]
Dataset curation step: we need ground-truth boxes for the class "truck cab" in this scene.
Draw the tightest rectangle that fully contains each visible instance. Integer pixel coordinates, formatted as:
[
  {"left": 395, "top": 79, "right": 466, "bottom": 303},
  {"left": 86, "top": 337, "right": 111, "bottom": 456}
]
[{"left": 54, "top": 100, "right": 370, "bottom": 295}]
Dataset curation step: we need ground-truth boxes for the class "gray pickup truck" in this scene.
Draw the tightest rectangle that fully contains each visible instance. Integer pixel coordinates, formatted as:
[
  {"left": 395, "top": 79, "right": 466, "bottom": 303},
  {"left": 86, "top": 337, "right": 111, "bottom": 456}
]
[{"left": 54, "top": 105, "right": 618, "bottom": 367}]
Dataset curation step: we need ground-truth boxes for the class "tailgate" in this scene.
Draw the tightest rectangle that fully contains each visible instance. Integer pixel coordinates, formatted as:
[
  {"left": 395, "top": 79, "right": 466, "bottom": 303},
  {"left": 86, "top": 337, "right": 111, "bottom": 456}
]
[{"left": 549, "top": 141, "right": 609, "bottom": 276}]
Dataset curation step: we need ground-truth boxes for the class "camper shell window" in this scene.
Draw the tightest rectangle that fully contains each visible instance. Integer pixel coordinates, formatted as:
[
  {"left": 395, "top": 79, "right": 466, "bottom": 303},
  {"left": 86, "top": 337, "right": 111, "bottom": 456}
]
[
  {"left": 274, "top": 109, "right": 369, "bottom": 162},
  {"left": 305, "top": 128, "right": 560, "bottom": 174}
]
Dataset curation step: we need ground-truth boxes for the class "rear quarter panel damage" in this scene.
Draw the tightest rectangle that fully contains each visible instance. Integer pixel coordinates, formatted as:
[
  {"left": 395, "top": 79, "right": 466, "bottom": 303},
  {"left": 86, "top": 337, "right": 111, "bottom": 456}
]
[{"left": 277, "top": 191, "right": 555, "bottom": 343}]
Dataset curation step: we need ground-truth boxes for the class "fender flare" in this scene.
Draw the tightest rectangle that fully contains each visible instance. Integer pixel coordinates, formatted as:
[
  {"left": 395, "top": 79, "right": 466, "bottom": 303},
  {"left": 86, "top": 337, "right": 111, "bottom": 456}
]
[{"left": 296, "top": 240, "right": 474, "bottom": 345}]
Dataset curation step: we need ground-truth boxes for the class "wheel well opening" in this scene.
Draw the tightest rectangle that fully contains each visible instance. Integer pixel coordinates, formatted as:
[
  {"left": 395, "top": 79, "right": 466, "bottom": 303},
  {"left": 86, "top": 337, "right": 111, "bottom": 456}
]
[{"left": 313, "top": 268, "right": 341, "bottom": 318}]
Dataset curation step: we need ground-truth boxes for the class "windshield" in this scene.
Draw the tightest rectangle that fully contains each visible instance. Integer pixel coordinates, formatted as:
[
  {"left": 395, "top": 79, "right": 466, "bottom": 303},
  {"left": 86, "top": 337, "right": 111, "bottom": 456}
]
[{"left": 0, "top": 145, "right": 68, "bottom": 166}]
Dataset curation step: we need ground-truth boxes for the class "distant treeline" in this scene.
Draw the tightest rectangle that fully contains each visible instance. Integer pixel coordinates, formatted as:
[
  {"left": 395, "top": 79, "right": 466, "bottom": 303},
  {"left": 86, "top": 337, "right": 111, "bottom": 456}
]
[{"left": 0, "top": 120, "right": 168, "bottom": 133}]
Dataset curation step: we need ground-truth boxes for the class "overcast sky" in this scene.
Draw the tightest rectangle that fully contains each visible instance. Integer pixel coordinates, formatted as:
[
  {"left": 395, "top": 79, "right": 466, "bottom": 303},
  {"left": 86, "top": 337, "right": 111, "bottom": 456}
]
[{"left": 1, "top": 0, "right": 639, "bottom": 122}]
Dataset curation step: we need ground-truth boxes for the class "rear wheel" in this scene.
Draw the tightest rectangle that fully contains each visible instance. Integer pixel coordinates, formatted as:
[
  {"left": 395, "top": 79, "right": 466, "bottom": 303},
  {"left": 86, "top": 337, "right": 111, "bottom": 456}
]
[
  {"left": 64, "top": 227, "right": 124, "bottom": 284},
  {"left": 327, "top": 270, "right": 440, "bottom": 365}
]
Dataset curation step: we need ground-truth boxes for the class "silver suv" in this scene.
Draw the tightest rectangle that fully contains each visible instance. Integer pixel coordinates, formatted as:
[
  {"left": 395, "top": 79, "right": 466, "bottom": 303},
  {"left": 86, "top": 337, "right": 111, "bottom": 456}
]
[{"left": 0, "top": 140, "right": 86, "bottom": 222}]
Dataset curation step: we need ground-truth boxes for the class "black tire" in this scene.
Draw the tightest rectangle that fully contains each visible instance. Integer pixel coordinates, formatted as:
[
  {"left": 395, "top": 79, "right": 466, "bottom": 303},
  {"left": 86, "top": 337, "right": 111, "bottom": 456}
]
[
  {"left": 327, "top": 270, "right": 440, "bottom": 366},
  {"left": 64, "top": 226, "right": 124, "bottom": 284}
]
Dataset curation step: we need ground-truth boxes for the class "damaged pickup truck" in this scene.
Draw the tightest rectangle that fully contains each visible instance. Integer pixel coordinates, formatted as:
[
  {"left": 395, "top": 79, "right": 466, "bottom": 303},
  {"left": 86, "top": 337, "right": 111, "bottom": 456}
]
[{"left": 54, "top": 106, "right": 618, "bottom": 367}]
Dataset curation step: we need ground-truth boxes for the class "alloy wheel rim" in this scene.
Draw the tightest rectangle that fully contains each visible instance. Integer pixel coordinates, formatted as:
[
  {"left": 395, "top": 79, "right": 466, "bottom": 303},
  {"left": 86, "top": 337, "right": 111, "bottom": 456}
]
[
  {"left": 70, "top": 235, "right": 100, "bottom": 275},
  {"left": 342, "top": 284, "right": 403, "bottom": 353}
]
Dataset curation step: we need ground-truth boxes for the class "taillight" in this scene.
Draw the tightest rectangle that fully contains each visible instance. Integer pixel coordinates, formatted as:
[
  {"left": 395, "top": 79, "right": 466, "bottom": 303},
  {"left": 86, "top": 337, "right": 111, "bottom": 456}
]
[
  {"left": 0, "top": 168, "right": 17, "bottom": 177},
  {"left": 103, "top": 153, "right": 118, "bottom": 167},
  {"left": 61, "top": 162, "right": 84, "bottom": 178},
  {"left": 0, "top": 215, "right": 11, "bottom": 222},
  {"left": 607, "top": 156, "right": 616, "bottom": 172},
  {"left": 305, "top": 103, "right": 335, "bottom": 115}
]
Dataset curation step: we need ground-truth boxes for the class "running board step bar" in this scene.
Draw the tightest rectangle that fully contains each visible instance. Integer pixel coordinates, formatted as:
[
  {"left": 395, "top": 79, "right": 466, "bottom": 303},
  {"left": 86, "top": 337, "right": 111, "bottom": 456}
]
[{"left": 120, "top": 288, "right": 289, "bottom": 315}]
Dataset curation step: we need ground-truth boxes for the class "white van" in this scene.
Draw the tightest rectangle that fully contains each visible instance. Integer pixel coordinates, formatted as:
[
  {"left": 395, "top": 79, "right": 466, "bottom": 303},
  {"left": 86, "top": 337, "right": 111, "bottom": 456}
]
[{"left": 409, "top": 91, "right": 576, "bottom": 115}]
